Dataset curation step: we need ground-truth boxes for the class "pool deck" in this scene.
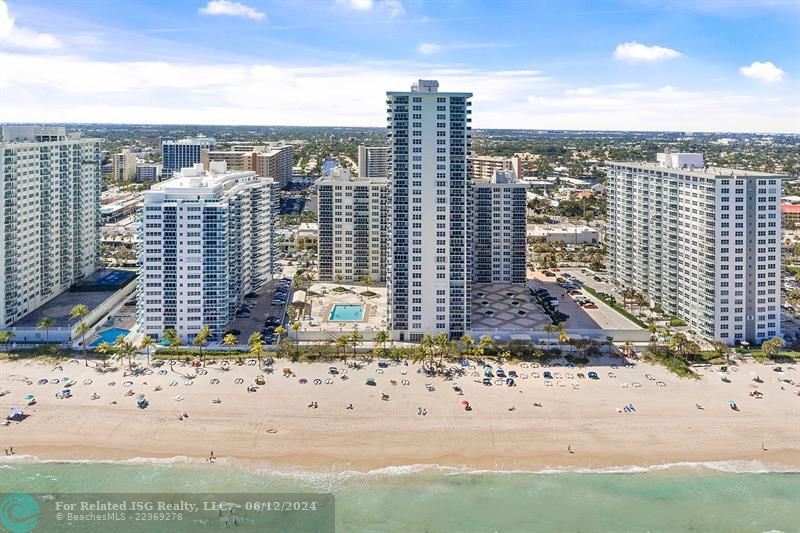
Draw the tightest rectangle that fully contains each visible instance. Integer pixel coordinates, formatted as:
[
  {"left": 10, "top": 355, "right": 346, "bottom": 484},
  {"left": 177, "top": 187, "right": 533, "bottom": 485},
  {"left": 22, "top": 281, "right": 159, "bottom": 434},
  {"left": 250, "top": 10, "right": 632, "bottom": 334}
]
[
  {"left": 329, "top": 304, "right": 367, "bottom": 322},
  {"left": 292, "top": 283, "right": 387, "bottom": 338}
]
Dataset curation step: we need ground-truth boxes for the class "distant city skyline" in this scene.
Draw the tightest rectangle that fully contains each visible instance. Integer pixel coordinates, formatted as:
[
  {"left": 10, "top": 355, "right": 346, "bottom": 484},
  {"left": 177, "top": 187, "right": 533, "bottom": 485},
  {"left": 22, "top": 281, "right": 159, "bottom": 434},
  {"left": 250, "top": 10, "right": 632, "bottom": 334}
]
[{"left": 0, "top": 0, "right": 798, "bottom": 132}]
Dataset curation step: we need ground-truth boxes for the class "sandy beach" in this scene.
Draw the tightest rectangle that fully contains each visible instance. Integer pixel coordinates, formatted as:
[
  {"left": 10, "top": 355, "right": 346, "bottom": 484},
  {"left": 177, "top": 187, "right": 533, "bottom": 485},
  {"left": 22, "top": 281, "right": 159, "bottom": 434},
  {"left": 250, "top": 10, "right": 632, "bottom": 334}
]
[{"left": 1, "top": 355, "right": 798, "bottom": 472}]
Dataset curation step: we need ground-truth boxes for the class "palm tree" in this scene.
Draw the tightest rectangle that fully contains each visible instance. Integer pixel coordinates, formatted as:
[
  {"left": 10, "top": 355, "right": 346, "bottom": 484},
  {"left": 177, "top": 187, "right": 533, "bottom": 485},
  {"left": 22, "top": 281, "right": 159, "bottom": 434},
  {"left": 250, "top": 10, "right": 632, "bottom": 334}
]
[
  {"left": 460, "top": 335, "right": 474, "bottom": 359},
  {"left": 336, "top": 335, "right": 350, "bottom": 365},
  {"left": 420, "top": 334, "right": 435, "bottom": 371},
  {"left": 434, "top": 332, "right": 451, "bottom": 367},
  {"left": 375, "top": 330, "right": 390, "bottom": 359},
  {"left": 139, "top": 336, "right": 154, "bottom": 367},
  {"left": 69, "top": 304, "right": 89, "bottom": 344},
  {"left": 96, "top": 341, "right": 113, "bottom": 367},
  {"left": 360, "top": 275, "right": 373, "bottom": 287},
  {"left": 478, "top": 335, "right": 493, "bottom": 359},
  {"left": 250, "top": 339, "right": 265, "bottom": 365},
  {"left": 0, "top": 331, "right": 14, "bottom": 354},
  {"left": 222, "top": 333, "right": 238, "bottom": 358},
  {"left": 76, "top": 322, "right": 91, "bottom": 366},
  {"left": 647, "top": 320, "right": 658, "bottom": 341},
  {"left": 163, "top": 328, "right": 181, "bottom": 370},
  {"left": 558, "top": 329, "right": 570, "bottom": 355},
  {"left": 669, "top": 332, "right": 690, "bottom": 363},
  {"left": 115, "top": 336, "right": 136, "bottom": 370},
  {"left": 37, "top": 317, "right": 55, "bottom": 344},
  {"left": 543, "top": 324, "right": 555, "bottom": 348},
  {"left": 247, "top": 332, "right": 263, "bottom": 364},
  {"left": 290, "top": 321, "right": 301, "bottom": 358},
  {"left": 193, "top": 325, "right": 212, "bottom": 365},
  {"left": 274, "top": 325, "right": 286, "bottom": 346},
  {"left": 350, "top": 330, "right": 363, "bottom": 359}
]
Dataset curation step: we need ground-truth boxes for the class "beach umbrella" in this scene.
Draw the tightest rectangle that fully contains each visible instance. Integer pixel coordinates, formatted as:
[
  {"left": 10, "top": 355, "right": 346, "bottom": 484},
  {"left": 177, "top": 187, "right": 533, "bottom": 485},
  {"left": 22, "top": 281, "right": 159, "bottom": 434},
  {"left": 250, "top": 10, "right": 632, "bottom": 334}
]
[
  {"left": 461, "top": 400, "right": 470, "bottom": 406},
  {"left": 24, "top": 394, "right": 34, "bottom": 401}
]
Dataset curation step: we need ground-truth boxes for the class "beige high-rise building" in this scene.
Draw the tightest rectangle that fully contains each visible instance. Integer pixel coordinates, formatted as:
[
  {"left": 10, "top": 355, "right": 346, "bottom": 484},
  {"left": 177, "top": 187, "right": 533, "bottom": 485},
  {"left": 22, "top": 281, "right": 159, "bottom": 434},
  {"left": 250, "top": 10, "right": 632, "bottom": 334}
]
[
  {"left": 202, "top": 143, "right": 293, "bottom": 188},
  {"left": 112, "top": 148, "right": 137, "bottom": 181},
  {"left": 468, "top": 155, "right": 521, "bottom": 182},
  {"left": 358, "top": 145, "right": 389, "bottom": 178}
]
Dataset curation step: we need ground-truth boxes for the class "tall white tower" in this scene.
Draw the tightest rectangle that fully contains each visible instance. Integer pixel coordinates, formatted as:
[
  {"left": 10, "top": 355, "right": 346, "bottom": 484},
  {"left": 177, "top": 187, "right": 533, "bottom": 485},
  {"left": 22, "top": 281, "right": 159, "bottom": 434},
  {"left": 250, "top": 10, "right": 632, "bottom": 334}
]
[{"left": 386, "top": 79, "right": 473, "bottom": 341}]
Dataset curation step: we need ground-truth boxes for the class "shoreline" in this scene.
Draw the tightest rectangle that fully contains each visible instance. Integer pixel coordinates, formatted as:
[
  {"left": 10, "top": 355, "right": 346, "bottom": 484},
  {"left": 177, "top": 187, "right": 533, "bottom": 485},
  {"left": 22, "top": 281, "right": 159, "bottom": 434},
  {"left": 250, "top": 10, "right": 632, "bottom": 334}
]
[
  {"left": 2, "top": 357, "right": 798, "bottom": 477},
  {"left": 2, "top": 453, "right": 800, "bottom": 477}
]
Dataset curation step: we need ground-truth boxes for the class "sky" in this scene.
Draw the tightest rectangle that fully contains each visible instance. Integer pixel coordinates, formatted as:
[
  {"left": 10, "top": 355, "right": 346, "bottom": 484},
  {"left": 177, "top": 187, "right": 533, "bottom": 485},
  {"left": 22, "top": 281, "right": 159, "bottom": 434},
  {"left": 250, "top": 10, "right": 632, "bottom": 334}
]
[{"left": 0, "top": 0, "right": 798, "bottom": 132}]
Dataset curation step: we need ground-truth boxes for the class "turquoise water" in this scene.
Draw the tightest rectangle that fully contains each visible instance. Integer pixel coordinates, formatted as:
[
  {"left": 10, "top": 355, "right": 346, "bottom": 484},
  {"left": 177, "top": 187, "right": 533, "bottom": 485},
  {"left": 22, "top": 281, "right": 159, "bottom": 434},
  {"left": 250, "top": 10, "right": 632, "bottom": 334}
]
[
  {"left": 90, "top": 328, "right": 130, "bottom": 348},
  {"left": 329, "top": 304, "right": 365, "bottom": 321},
  {"left": 1, "top": 462, "right": 798, "bottom": 532}
]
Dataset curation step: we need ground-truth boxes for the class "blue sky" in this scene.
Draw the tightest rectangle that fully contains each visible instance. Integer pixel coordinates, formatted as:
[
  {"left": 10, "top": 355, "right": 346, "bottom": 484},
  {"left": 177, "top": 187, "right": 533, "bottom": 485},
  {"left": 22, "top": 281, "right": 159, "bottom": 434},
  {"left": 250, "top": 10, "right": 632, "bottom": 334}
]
[{"left": 1, "top": 0, "right": 798, "bottom": 132}]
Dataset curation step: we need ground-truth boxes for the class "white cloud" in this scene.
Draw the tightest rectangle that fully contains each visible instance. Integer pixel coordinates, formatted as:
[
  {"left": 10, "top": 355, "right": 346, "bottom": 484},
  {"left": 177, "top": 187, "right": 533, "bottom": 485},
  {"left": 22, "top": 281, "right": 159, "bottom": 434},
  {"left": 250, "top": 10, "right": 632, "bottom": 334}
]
[
  {"left": 613, "top": 41, "right": 681, "bottom": 62},
  {"left": 199, "top": 0, "right": 266, "bottom": 21},
  {"left": 565, "top": 87, "right": 598, "bottom": 96},
  {"left": 0, "top": 0, "right": 60, "bottom": 49},
  {"left": 0, "top": 51, "right": 794, "bottom": 133},
  {"left": 336, "top": 0, "right": 404, "bottom": 18},
  {"left": 739, "top": 61, "right": 785, "bottom": 83},
  {"left": 416, "top": 42, "right": 441, "bottom": 55}
]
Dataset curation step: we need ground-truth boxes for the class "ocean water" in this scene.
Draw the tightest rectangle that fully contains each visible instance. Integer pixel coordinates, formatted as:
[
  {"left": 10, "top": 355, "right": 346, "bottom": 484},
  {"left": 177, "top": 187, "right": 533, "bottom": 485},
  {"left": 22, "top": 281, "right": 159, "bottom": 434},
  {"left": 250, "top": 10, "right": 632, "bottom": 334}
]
[{"left": 1, "top": 460, "right": 798, "bottom": 532}]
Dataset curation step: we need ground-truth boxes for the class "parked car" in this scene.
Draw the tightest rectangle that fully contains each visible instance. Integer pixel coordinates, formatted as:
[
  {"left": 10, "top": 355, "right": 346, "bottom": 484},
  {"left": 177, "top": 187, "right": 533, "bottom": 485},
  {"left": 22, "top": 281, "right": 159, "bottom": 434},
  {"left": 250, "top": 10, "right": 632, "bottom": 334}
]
[
  {"left": 543, "top": 270, "right": 556, "bottom": 277},
  {"left": 593, "top": 276, "right": 603, "bottom": 282}
]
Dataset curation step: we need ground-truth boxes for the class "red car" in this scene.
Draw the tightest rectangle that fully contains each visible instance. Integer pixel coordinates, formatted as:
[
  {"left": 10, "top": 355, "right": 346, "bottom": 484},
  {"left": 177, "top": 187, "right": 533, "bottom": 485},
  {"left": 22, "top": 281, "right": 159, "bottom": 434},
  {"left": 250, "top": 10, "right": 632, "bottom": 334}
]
[
  {"left": 569, "top": 290, "right": 582, "bottom": 296},
  {"left": 552, "top": 267, "right": 560, "bottom": 272},
  {"left": 584, "top": 303, "right": 598, "bottom": 309}
]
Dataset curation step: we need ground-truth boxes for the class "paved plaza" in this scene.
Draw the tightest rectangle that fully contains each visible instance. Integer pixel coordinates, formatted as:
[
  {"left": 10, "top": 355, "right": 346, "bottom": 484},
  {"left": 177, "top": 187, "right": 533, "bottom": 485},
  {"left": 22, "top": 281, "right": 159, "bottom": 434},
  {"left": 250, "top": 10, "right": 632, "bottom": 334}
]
[
  {"left": 471, "top": 284, "right": 551, "bottom": 332},
  {"left": 293, "top": 283, "right": 388, "bottom": 340}
]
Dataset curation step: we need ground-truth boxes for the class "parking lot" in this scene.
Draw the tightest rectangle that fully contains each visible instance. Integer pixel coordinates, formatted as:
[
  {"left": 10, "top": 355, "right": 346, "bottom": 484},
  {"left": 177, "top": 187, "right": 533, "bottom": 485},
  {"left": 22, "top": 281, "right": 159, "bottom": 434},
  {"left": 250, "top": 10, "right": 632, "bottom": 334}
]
[
  {"left": 527, "top": 270, "right": 642, "bottom": 331},
  {"left": 226, "top": 278, "right": 292, "bottom": 345}
]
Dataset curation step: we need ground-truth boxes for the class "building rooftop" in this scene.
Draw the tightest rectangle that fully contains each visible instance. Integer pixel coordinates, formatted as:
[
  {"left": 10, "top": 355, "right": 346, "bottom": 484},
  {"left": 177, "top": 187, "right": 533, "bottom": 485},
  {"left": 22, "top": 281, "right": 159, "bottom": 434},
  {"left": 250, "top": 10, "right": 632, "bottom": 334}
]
[
  {"left": 608, "top": 160, "right": 788, "bottom": 179},
  {"left": 150, "top": 162, "right": 265, "bottom": 193},
  {"left": 317, "top": 166, "right": 387, "bottom": 183}
]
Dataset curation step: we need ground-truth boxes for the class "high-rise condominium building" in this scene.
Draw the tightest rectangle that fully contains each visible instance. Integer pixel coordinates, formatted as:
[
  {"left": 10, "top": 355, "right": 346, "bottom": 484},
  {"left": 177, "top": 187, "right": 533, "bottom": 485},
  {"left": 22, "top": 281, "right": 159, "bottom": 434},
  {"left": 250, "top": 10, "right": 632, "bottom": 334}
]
[
  {"left": 161, "top": 136, "right": 216, "bottom": 178},
  {"left": 387, "top": 79, "right": 472, "bottom": 341},
  {"left": 316, "top": 167, "right": 388, "bottom": 283},
  {"left": 112, "top": 148, "right": 137, "bottom": 181},
  {"left": 0, "top": 126, "right": 101, "bottom": 328},
  {"left": 469, "top": 155, "right": 522, "bottom": 182},
  {"left": 137, "top": 162, "right": 278, "bottom": 341},
  {"left": 607, "top": 152, "right": 785, "bottom": 344},
  {"left": 473, "top": 170, "right": 528, "bottom": 284},
  {"left": 202, "top": 144, "right": 293, "bottom": 188},
  {"left": 358, "top": 145, "right": 389, "bottom": 178}
]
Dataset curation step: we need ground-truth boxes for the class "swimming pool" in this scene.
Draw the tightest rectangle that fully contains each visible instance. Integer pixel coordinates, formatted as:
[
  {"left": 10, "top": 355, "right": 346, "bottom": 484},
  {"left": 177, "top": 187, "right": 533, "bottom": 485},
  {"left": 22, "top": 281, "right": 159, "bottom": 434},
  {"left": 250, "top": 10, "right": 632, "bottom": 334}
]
[
  {"left": 90, "top": 328, "right": 130, "bottom": 347},
  {"left": 329, "top": 304, "right": 365, "bottom": 321}
]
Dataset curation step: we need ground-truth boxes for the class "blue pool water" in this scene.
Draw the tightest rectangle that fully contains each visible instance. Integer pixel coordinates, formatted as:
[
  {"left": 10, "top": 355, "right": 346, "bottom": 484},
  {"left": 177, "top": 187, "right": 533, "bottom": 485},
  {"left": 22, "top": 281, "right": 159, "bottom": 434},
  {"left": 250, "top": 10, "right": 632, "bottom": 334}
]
[
  {"left": 90, "top": 327, "right": 130, "bottom": 347},
  {"left": 329, "top": 304, "right": 365, "bottom": 321}
]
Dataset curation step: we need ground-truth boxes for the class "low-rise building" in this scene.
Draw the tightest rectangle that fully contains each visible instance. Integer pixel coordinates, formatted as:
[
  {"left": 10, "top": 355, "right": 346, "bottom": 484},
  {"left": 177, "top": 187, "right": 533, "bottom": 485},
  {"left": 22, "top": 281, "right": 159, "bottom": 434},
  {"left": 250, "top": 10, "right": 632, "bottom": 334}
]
[
  {"left": 528, "top": 224, "right": 599, "bottom": 244},
  {"left": 135, "top": 163, "right": 161, "bottom": 182}
]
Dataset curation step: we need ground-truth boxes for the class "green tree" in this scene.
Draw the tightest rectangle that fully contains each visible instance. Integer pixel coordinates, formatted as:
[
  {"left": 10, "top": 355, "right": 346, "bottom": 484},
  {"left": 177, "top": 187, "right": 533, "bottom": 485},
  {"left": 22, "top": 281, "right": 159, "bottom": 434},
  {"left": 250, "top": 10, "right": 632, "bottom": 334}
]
[
  {"left": 762, "top": 336, "right": 785, "bottom": 359},
  {"left": 115, "top": 336, "right": 136, "bottom": 370},
  {"left": 193, "top": 325, "right": 212, "bottom": 365},
  {"left": 76, "top": 322, "right": 91, "bottom": 366},
  {"left": 222, "top": 333, "right": 238, "bottom": 358},
  {"left": 248, "top": 332, "right": 264, "bottom": 364},
  {"left": 375, "top": 330, "right": 390, "bottom": 359},
  {"left": 350, "top": 329, "right": 363, "bottom": 358},
  {"left": 69, "top": 304, "right": 89, "bottom": 345},
  {"left": 96, "top": 341, "right": 113, "bottom": 366},
  {"left": 139, "top": 336, "right": 154, "bottom": 367},
  {"left": 0, "top": 331, "right": 15, "bottom": 353},
  {"left": 290, "top": 321, "right": 301, "bottom": 358},
  {"left": 274, "top": 325, "right": 286, "bottom": 345},
  {"left": 37, "top": 317, "right": 55, "bottom": 344},
  {"left": 460, "top": 335, "right": 474, "bottom": 359},
  {"left": 336, "top": 335, "right": 350, "bottom": 365}
]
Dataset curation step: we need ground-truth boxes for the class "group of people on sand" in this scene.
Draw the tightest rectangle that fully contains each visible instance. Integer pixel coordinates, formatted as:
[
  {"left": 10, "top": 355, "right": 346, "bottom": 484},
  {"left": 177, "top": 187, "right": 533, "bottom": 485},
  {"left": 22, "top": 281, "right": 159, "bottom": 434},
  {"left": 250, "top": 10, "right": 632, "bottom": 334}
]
[
  {"left": 177, "top": 411, "right": 189, "bottom": 421},
  {"left": 4, "top": 446, "right": 14, "bottom": 455}
]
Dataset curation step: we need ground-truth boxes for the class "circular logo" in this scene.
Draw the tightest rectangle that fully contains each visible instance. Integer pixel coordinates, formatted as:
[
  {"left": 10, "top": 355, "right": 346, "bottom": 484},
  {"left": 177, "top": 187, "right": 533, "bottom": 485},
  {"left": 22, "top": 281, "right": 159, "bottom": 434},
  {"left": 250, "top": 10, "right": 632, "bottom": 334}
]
[{"left": 0, "top": 493, "right": 40, "bottom": 533}]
